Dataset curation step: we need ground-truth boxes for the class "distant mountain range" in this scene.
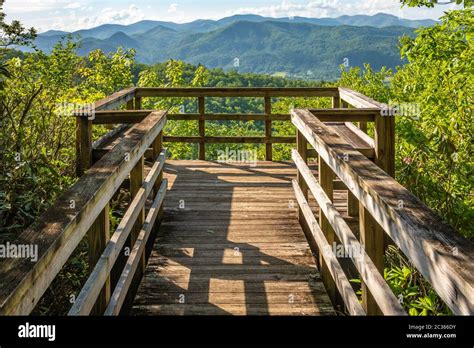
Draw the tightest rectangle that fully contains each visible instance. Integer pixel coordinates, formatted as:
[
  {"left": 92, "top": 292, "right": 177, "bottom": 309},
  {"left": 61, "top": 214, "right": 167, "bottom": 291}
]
[{"left": 32, "top": 13, "right": 432, "bottom": 80}]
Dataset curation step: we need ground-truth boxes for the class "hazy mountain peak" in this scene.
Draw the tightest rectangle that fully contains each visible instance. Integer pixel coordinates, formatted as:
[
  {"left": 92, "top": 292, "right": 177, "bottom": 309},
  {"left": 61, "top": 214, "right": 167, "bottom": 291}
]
[{"left": 31, "top": 13, "right": 425, "bottom": 80}]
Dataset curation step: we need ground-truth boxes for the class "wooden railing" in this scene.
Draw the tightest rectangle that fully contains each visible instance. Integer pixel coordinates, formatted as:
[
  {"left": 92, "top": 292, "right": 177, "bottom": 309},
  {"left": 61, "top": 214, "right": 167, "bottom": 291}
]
[
  {"left": 0, "top": 94, "right": 167, "bottom": 314},
  {"left": 291, "top": 90, "right": 474, "bottom": 315},
  {"left": 90, "top": 87, "right": 342, "bottom": 161},
  {"left": 1, "top": 86, "right": 471, "bottom": 317}
]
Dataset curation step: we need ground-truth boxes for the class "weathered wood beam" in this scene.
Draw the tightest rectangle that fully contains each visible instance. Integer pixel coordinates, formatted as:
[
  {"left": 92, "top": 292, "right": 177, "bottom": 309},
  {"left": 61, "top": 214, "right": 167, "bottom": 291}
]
[
  {"left": 0, "top": 111, "right": 167, "bottom": 315},
  {"left": 87, "top": 204, "right": 110, "bottom": 315},
  {"left": 292, "top": 180, "right": 365, "bottom": 316},
  {"left": 293, "top": 149, "right": 405, "bottom": 315},
  {"left": 163, "top": 136, "right": 295, "bottom": 144},
  {"left": 198, "top": 97, "right": 205, "bottom": 160},
  {"left": 344, "top": 122, "right": 375, "bottom": 148},
  {"left": 308, "top": 108, "right": 378, "bottom": 123},
  {"left": 68, "top": 150, "right": 166, "bottom": 315},
  {"left": 318, "top": 153, "right": 337, "bottom": 306},
  {"left": 94, "top": 87, "right": 136, "bottom": 111},
  {"left": 265, "top": 96, "right": 272, "bottom": 161},
  {"left": 92, "top": 111, "right": 151, "bottom": 124},
  {"left": 76, "top": 116, "right": 92, "bottom": 177},
  {"left": 93, "top": 148, "right": 154, "bottom": 163},
  {"left": 104, "top": 179, "right": 167, "bottom": 316},
  {"left": 307, "top": 147, "right": 374, "bottom": 159},
  {"left": 291, "top": 108, "right": 474, "bottom": 315},
  {"left": 136, "top": 87, "right": 339, "bottom": 98}
]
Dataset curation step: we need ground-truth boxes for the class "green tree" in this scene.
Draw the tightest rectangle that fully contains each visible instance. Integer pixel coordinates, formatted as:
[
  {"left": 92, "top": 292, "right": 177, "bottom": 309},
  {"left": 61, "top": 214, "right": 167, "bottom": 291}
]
[
  {"left": 0, "top": 40, "right": 135, "bottom": 238},
  {"left": 0, "top": 0, "right": 36, "bottom": 89},
  {"left": 400, "top": 0, "right": 472, "bottom": 8},
  {"left": 394, "top": 8, "right": 473, "bottom": 236},
  {"left": 0, "top": 0, "right": 36, "bottom": 49}
]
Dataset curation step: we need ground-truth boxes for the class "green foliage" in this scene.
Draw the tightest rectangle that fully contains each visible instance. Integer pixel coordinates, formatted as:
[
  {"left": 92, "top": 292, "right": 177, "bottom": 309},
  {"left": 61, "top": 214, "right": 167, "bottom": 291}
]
[
  {"left": 337, "top": 10, "right": 473, "bottom": 238},
  {"left": 0, "top": 0, "right": 36, "bottom": 50},
  {"left": 339, "top": 8, "right": 472, "bottom": 316},
  {"left": 400, "top": 0, "right": 472, "bottom": 8},
  {"left": 0, "top": 39, "right": 134, "bottom": 238},
  {"left": 136, "top": 61, "right": 324, "bottom": 160},
  {"left": 384, "top": 246, "right": 451, "bottom": 315},
  {"left": 394, "top": 9, "right": 474, "bottom": 237},
  {"left": 0, "top": 4, "right": 471, "bottom": 316},
  {"left": 0, "top": 0, "right": 36, "bottom": 90}
]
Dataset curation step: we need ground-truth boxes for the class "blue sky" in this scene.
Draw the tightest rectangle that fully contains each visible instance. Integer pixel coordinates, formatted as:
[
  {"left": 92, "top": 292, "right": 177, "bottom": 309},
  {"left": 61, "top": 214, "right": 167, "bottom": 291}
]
[{"left": 3, "top": 0, "right": 462, "bottom": 32}]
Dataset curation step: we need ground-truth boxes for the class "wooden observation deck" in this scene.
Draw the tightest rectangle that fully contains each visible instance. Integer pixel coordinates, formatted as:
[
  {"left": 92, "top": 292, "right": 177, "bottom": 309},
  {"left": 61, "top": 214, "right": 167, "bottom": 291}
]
[{"left": 0, "top": 87, "right": 472, "bottom": 317}]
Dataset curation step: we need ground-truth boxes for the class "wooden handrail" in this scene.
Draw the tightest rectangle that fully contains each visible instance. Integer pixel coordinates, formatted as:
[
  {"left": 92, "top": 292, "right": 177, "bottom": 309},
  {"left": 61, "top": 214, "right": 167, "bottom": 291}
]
[
  {"left": 69, "top": 150, "right": 167, "bottom": 315},
  {"left": 291, "top": 108, "right": 474, "bottom": 315},
  {"left": 292, "top": 149, "right": 405, "bottom": 315},
  {"left": 0, "top": 111, "right": 167, "bottom": 315},
  {"left": 292, "top": 180, "right": 365, "bottom": 315},
  {"left": 135, "top": 87, "right": 339, "bottom": 98},
  {"left": 95, "top": 87, "right": 137, "bottom": 111},
  {"left": 104, "top": 179, "right": 167, "bottom": 316},
  {"left": 88, "top": 87, "right": 382, "bottom": 162},
  {"left": 163, "top": 136, "right": 295, "bottom": 144}
]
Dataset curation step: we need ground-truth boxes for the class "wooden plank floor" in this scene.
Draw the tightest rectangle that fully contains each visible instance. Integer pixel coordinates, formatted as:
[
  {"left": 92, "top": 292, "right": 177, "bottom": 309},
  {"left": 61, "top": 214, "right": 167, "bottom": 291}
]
[{"left": 131, "top": 160, "right": 349, "bottom": 316}]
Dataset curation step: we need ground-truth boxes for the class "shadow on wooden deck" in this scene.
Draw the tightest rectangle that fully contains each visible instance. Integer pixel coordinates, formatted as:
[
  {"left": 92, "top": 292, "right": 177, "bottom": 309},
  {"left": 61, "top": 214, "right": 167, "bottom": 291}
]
[{"left": 131, "top": 160, "right": 337, "bottom": 315}]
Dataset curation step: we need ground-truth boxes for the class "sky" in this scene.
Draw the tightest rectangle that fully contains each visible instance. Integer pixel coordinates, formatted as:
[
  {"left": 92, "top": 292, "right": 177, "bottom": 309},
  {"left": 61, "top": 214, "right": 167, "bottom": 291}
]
[{"left": 3, "top": 0, "right": 462, "bottom": 33}]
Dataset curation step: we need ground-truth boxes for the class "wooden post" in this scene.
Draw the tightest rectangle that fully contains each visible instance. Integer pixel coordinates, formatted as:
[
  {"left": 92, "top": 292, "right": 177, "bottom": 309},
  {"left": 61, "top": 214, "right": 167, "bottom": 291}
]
[
  {"left": 77, "top": 110, "right": 108, "bottom": 313},
  {"left": 130, "top": 156, "right": 145, "bottom": 258},
  {"left": 340, "top": 98, "right": 359, "bottom": 217},
  {"left": 198, "top": 97, "right": 205, "bottom": 160},
  {"left": 127, "top": 99, "right": 134, "bottom": 110},
  {"left": 147, "top": 131, "right": 164, "bottom": 261},
  {"left": 318, "top": 156, "right": 337, "bottom": 306},
  {"left": 296, "top": 130, "right": 308, "bottom": 210},
  {"left": 75, "top": 116, "right": 92, "bottom": 177},
  {"left": 265, "top": 96, "right": 272, "bottom": 161},
  {"left": 347, "top": 191, "right": 359, "bottom": 217},
  {"left": 375, "top": 108, "right": 396, "bottom": 252},
  {"left": 358, "top": 110, "right": 394, "bottom": 315},
  {"left": 332, "top": 96, "right": 340, "bottom": 109},
  {"left": 152, "top": 132, "right": 163, "bottom": 197},
  {"left": 88, "top": 204, "right": 110, "bottom": 314},
  {"left": 135, "top": 97, "right": 142, "bottom": 111},
  {"left": 296, "top": 130, "right": 320, "bottom": 260},
  {"left": 122, "top": 156, "right": 145, "bottom": 311},
  {"left": 359, "top": 206, "right": 384, "bottom": 315},
  {"left": 374, "top": 113, "right": 395, "bottom": 177}
]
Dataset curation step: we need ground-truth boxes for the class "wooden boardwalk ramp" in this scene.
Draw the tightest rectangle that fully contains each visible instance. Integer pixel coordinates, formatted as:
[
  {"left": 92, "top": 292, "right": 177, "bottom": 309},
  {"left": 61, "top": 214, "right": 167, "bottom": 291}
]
[{"left": 131, "top": 160, "right": 339, "bottom": 315}]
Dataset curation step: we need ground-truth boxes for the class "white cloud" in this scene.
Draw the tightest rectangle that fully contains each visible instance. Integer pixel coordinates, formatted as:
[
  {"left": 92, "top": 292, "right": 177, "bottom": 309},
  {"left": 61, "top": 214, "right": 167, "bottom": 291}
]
[
  {"left": 5, "top": 0, "right": 78, "bottom": 13},
  {"left": 41, "top": 4, "right": 146, "bottom": 31},
  {"left": 4, "top": 0, "right": 464, "bottom": 32},
  {"left": 228, "top": 0, "right": 462, "bottom": 20},
  {"left": 65, "top": 2, "right": 81, "bottom": 10},
  {"left": 168, "top": 3, "right": 179, "bottom": 13}
]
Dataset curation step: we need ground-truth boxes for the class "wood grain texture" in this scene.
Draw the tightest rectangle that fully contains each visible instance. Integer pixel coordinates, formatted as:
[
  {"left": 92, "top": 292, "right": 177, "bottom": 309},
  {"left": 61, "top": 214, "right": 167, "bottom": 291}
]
[
  {"left": 94, "top": 87, "right": 136, "bottom": 111},
  {"left": 131, "top": 161, "right": 338, "bottom": 316},
  {"left": 136, "top": 87, "right": 339, "bottom": 98},
  {"left": 292, "top": 150, "right": 405, "bottom": 315},
  {"left": 291, "top": 108, "right": 474, "bottom": 315},
  {"left": 0, "top": 111, "right": 167, "bottom": 315}
]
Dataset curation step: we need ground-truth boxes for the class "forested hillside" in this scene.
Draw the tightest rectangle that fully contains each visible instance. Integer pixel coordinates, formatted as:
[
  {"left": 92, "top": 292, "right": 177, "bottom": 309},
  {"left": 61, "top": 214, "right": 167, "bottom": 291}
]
[
  {"left": 31, "top": 14, "right": 419, "bottom": 80},
  {"left": 0, "top": 0, "right": 472, "bottom": 315}
]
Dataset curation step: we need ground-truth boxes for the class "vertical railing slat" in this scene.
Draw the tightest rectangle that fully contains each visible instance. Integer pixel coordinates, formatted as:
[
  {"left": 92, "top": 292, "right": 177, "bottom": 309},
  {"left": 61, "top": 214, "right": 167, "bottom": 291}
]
[
  {"left": 265, "top": 96, "right": 272, "bottom": 161},
  {"left": 359, "top": 206, "right": 384, "bottom": 315},
  {"left": 198, "top": 97, "right": 205, "bottom": 160},
  {"left": 88, "top": 204, "right": 111, "bottom": 314},
  {"left": 75, "top": 116, "right": 92, "bottom": 177},
  {"left": 318, "top": 156, "right": 337, "bottom": 307}
]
